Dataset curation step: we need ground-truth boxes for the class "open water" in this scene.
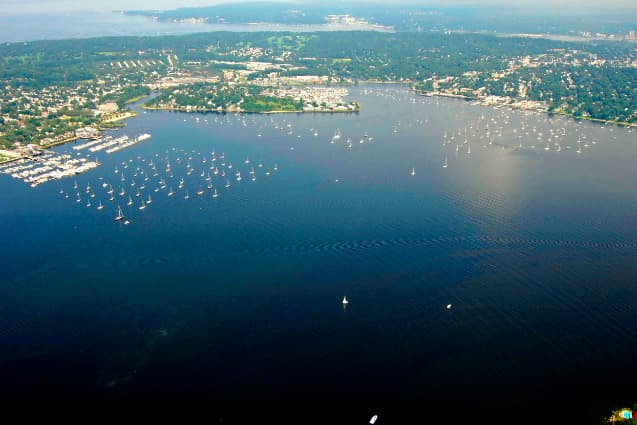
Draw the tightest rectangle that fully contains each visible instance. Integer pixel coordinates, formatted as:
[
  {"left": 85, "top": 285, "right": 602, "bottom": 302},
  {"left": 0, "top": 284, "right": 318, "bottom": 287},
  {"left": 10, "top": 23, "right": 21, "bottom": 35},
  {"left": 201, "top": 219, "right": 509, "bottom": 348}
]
[{"left": 1, "top": 85, "right": 636, "bottom": 423}]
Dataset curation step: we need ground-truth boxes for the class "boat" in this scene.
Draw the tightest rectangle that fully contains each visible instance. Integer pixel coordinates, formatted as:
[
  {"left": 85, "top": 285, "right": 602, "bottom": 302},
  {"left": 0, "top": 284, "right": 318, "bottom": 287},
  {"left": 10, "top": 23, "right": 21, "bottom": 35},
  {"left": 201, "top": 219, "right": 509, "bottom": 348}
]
[
  {"left": 114, "top": 205, "right": 124, "bottom": 221},
  {"left": 146, "top": 194, "right": 152, "bottom": 204},
  {"left": 184, "top": 191, "right": 190, "bottom": 200},
  {"left": 225, "top": 180, "right": 231, "bottom": 188},
  {"left": 119, "top": 187, "right": 125, "bottom": 196},
  {"left": 139, "top": 200, "right": 146, "bottom": 210},
  {"left": 342, "top": 296, "right": 349, "bottom": 305},
  {"left": 127, "top": 195, "right": 133, "bottom": 206},
  {"left": 443, "top": 157, "right": 448, "bottom": 169},
  {"left": 97, "top": 201, "right": 103, "bottom": 210},
  {"left": 332, "top": 128, "right": 341, "bottom": 140},
  {"left": 410, "top": 167, "right": 416, "bottom": 176},
  {"left": 197, "top": 188, "right": 204, "bottom": 196},
  {"left": 168, "top": 187, "right": 174, "bottom": 196},
  {"left": 212, "top": 188, "right": 219, "bottom": 198}
]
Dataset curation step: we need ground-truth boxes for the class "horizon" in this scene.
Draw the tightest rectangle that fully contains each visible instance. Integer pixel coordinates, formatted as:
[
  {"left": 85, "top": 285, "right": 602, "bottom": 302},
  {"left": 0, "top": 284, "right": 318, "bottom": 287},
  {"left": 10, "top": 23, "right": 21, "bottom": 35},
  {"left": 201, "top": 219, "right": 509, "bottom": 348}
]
[{"left": 2, "top": 0, "right": 636, "bottom": 14}]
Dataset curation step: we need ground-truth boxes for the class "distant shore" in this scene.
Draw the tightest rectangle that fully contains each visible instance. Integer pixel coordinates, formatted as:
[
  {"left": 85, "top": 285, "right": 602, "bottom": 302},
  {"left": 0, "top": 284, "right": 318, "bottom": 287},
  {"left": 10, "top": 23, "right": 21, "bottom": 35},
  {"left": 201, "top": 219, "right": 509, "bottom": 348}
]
[{"left": 412, "top": 88, "right": 637, "bottom": 128}]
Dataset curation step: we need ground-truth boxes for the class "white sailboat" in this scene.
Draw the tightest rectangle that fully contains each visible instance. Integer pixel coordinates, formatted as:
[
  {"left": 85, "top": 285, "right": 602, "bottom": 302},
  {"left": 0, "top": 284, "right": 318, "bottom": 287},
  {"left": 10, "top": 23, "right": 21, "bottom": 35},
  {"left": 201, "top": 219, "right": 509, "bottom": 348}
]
[
  {"left": 410, "top": 167, "right": 416, "bottom": 176},
  {"left": 342, "top": 296, "right": 349, "bottom": 305},
  {"left": 212, "top": 188, "right": 219, "bottom": 198},
  {"left": 443, "top": 157, "right": 448, "bottom": 169},
  {"left": 114, "top": 205, "right": 124, "bottom": 221},
  {"left": 97, "top": 201, "right": 103, "bottom": 210},
  {"left": 127, "top": 195, "right": 133, "bottom": 206}
]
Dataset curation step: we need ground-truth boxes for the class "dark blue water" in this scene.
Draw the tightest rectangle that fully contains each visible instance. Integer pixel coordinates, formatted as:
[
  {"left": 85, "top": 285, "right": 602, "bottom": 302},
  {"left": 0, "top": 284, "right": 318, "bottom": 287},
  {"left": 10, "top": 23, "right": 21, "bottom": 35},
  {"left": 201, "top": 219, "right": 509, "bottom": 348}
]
[{"left": 1, "top": 85, "right": 636, "bottom": 422}]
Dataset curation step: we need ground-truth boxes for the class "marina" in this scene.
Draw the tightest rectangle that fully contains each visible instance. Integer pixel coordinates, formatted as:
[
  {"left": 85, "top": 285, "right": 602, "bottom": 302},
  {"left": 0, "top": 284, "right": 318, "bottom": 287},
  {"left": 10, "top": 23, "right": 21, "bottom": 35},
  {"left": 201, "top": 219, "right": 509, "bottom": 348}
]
[{"left": 0, "top": 133, "right": 151, "bottom": 186}]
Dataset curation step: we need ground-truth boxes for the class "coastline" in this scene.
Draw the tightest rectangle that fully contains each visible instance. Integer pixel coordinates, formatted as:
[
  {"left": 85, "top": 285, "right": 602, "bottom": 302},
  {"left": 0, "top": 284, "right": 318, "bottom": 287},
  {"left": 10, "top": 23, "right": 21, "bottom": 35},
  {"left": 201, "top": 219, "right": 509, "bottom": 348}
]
[
  {"left": 411, "top": 87, "right": 637, "bottom": 128},
  {"left": 140, "top": 105, "right": 359, "bottom": 114}
]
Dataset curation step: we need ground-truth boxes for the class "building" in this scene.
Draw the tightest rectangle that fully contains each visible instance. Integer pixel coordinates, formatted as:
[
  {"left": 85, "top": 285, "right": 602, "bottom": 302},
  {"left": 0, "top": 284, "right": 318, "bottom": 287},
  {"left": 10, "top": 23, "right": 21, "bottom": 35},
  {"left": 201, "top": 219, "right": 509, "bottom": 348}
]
[{"left": 97, "top": 102, "right": 119, "bottom": 114}]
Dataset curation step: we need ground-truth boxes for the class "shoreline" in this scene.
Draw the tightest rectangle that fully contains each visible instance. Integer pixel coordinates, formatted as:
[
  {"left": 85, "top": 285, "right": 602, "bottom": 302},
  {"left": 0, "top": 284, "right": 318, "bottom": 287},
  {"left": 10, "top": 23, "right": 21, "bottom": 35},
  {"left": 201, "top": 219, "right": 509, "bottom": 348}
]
[
  {"left": 4, "top": 82, "right": 633, "bottom": 160},
  {"left": 411, "top": 87, "right": 637, "bottom": 128},
  {"left": 141, "top": 105, "right": 359, "bottom": 114}
]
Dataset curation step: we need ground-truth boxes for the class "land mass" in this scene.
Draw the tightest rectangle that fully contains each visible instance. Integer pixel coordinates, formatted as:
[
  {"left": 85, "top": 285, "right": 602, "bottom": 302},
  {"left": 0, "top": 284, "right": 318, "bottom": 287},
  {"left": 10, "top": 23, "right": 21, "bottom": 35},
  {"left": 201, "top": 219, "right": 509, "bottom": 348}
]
[{"left": 0, "top": 31, "right": 635, "bottom": 154}]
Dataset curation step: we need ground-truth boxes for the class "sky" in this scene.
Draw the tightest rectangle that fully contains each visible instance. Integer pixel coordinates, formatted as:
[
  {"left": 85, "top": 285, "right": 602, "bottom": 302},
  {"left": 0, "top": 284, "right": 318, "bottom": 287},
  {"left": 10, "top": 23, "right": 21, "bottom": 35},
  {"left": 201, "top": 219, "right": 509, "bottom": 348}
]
[{"left": 2, "top": 0, "right": 636, "bottom": 13}]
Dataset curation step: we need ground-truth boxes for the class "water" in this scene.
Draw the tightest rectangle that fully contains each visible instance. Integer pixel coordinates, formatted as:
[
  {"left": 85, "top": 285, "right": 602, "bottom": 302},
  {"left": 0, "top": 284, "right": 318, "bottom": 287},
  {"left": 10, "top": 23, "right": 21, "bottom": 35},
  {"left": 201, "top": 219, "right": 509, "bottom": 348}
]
[
  {"left": 0, "top": 12, "right": 390, "bottom": 43},
  {"left": 1, "top": 85, "right": 636, "bottom": 422}
]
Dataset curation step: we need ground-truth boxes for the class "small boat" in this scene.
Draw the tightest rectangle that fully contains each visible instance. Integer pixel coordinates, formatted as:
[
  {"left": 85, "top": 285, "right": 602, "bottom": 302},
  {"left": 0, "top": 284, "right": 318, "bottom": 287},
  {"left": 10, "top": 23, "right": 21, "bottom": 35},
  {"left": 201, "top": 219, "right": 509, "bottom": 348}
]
[
  {"left": 212, "top": 188, "right": 219, "bottom": 198},
  {"left": 127, "top": 195, "right": 133, "bottom": 206},
  {"left": 168, "top": 187, "right": 174, "bottom": 196},
  {"left": 225, "top": 180, "right": 231, "bottom": 188},
  {"left": 342, "top": 296, "right": 349, "bottom": 305},
  {"left": 114, "top": 205, "right": 124, "bottom": 221},
  {"left": 146, "top": 194, "right": 152, "bottom": 205},
  {"left": 447, "top": 304, "right": 452, "bottom": 309},
  {"left": 410, "top": 167, "right": 416, "bottom": 176},
  {"left": 97, "top": 201, "right": 103, "bottom": 210},
  {"left": 184, "top": 191, "right": 190, "bottom": 200},
  {"left": 197, "top": 188, "right": 204, "bottom": 196},
  {"left": 442, "top": 157, "right": 448, "bottom": 169},
  {"left": 139, "top": 200, "right": 146, "bottom": 210}
]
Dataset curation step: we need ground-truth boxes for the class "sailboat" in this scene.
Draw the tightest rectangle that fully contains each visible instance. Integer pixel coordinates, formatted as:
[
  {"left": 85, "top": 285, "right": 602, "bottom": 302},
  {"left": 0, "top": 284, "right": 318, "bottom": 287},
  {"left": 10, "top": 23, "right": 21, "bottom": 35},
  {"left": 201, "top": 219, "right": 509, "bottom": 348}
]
[
  {"left": 114, "top": 205, "right": 124, "bottom": 221},
  {"left": 410, "top": 167, "right": 416, "bottom": 176},
  {"left": 168, "top": 187, "right": 174, "bottom": 196},
  {"left": 184, "top": 191, "right": 190, "bottom": 200},
  {"left": 97, "top": 201, "right": 103, "bottom": 210},
  {"left": 146, "top": 194, "right": 152, "bottom": 204},
  {"left": 225, "top": 180, "right": 231, "bottom": 188},
  {"left": 127, "top": 195, "right": 133, "bottom": 206},
  {"left": 442, "top": 157, "right": 448, "bottom": 169},
  {"left": 139, "top": 199, "right": 146, "bottom": 210},
  {"left": 342, "top": 296, "right": 349, "bottom": 305},
  {"left": 212, "top": 188, "right": 219, "bottom": 198},
  {"left": 332, "top": 128, "right": 341, "bottom": 141}
]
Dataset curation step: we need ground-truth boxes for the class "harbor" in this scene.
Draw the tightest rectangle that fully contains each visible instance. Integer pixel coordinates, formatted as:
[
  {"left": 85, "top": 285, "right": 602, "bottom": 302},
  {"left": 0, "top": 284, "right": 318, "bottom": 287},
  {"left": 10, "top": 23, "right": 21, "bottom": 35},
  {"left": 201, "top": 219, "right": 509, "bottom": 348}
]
[{"left": 0, "top": 132, "right": 151, "bottom": 186}]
